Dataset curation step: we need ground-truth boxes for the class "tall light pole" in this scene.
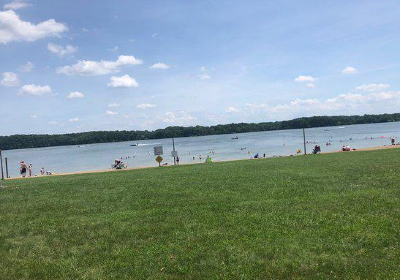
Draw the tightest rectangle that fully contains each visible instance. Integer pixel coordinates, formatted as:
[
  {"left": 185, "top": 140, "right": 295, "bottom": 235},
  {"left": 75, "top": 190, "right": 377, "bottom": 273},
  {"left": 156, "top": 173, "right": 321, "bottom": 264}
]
[{"left": 0, "top": 149, "right": 4, "bottom": 180}]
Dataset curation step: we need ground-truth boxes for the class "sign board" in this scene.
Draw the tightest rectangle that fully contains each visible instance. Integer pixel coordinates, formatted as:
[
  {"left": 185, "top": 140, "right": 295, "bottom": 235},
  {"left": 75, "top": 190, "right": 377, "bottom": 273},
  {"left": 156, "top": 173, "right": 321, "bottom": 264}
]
[
  {"left": 171, "top": 151, "right": 178, "bottom": 157},
  {"left": 156, "top": 156, "right": 163, "bottom": 163},
  {"left": 154, "top": 146, "right": 163, "bottom": 156}
]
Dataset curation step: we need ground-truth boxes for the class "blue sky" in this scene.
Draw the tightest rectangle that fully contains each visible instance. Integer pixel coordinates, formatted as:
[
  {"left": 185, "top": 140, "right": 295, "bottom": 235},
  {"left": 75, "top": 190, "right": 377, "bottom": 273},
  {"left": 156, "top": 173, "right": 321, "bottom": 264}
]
[{"left": 1, "top": 0, "right": 400, "bottom": 136}]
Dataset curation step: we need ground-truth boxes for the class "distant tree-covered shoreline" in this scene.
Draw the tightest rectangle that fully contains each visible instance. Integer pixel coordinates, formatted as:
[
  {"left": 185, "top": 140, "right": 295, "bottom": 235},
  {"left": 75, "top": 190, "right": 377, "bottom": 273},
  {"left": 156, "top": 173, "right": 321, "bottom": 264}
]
[{"left": 1, "top": 113, "right": 399, "bottom": 150}]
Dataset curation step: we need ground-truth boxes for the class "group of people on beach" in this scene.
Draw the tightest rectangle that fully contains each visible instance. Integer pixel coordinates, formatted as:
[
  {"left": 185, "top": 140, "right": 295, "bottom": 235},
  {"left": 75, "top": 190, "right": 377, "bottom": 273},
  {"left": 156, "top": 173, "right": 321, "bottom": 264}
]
[
  {"left": 189, "top": 151, "right": 215, "bottom": 161},
  {"left": 19, "top": 161, "right": 50, "bottom": 177},
  {"left": 13, "top": 134, "right": 399, "bottom": 178}
]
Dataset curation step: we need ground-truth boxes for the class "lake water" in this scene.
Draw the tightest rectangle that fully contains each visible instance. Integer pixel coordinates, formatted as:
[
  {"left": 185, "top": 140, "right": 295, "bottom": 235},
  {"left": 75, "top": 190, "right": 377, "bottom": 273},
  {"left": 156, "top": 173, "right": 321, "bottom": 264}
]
[{"left": 2, "top": 122, "right": 399, "bottom": 178}]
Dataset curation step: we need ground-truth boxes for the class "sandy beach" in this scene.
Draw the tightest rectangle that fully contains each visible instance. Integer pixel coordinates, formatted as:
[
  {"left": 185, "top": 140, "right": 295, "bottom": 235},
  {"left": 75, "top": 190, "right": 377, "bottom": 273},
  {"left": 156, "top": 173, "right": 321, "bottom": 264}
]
[{"left": 3, "top": 144, "right": 399, "bottom": 181}]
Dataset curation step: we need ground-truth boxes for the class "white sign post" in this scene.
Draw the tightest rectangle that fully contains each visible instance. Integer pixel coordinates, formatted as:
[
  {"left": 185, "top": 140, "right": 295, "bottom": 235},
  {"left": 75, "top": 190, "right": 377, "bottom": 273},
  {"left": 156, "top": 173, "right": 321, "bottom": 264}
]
[{"left": 154, "top": 146, "right": 163, "bottom": 156}]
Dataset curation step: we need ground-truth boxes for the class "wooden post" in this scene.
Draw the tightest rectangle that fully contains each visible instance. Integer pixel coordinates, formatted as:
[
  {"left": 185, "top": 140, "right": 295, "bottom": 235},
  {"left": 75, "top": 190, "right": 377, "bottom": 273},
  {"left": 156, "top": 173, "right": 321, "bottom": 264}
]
[
  {"left": 303, "top": 128, "right": 307, "bottom": 155},
  {"left": 5, "top": 158, "right": 9, "bottom": 179}
]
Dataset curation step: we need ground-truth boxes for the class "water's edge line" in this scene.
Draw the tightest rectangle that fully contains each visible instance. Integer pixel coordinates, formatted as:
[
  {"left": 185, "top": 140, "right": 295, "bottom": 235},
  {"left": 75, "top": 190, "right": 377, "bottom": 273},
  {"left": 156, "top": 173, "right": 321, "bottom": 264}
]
[{"left": 3, "top": 145, "right": 399, "bottom": 181}]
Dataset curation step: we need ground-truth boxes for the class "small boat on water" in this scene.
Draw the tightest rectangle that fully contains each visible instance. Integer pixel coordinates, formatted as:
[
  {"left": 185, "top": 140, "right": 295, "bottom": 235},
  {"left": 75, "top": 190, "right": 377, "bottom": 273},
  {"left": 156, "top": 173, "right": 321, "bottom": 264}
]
[
  {"left": 231, "top": 136, "right": 239, "bottom": 140},
  {"left": 130, "top": 143, "right": 139, "bottom": 146}
]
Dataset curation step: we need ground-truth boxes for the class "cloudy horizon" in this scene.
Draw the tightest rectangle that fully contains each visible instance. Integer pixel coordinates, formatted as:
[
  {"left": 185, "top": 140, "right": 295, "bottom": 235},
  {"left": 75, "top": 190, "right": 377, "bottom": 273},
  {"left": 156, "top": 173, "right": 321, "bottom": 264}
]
[{"left": 1, "top": 0, "right": 400, "bottom": 136}]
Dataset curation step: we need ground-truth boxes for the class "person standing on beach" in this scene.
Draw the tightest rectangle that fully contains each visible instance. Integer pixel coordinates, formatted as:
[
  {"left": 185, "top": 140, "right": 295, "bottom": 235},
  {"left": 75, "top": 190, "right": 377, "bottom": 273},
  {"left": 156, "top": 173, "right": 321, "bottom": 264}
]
[
  {"left": 20, "top": 161, "right": 27, "bottom": 177},
  {"left": 28, "top": 164, "right": 32, "bottom": 177}
]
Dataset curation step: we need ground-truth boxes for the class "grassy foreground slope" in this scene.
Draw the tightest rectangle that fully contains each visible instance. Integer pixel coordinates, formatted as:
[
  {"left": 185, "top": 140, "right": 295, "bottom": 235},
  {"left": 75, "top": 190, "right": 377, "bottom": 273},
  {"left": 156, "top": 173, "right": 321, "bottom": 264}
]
[{"left": 0, "top": 150, "right": 399, "bottom": 279}]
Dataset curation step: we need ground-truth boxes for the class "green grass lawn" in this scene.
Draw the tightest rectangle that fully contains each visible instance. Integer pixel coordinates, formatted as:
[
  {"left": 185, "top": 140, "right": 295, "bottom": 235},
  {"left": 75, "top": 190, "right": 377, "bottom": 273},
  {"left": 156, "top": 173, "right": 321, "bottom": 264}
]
[{"left": 1, "top": 149, "right": 399, "bottom": 279}]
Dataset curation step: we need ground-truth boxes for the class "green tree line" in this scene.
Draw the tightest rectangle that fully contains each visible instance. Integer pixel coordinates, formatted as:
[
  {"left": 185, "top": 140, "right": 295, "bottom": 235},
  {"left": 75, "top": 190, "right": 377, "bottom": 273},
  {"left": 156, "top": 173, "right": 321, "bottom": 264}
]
[{"left": 1, "top": 113, "right": 399, "bottom": 150}]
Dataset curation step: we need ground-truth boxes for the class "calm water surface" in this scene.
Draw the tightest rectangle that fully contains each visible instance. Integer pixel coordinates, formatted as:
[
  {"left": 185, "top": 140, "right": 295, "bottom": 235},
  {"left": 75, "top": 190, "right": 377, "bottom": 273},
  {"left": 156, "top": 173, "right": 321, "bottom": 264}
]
[{"left": 2, "top": 122, "right": 399, "bottom": 178}]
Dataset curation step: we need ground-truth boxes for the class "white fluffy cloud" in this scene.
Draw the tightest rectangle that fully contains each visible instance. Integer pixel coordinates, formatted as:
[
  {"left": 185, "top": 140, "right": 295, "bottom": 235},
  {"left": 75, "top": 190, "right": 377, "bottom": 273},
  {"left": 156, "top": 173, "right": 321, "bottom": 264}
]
[
  {"left": 47, "top": 43, "right": 78, "bottom": 57},
  {"left": 294, "top": 75, "right": 315, "bottom": 82},
  {"left": 199, "top": 66, "right": 211, "bottom": 80},
  {"left": 150, "top": 63, "right": 169, "bottom": 69},
  {"left": 226, "top": 107, "right": 239, "bottom": 113},
  {"left": 1, "top": 72, "right": 19, "bottom": 87},
  {"left": 106, "top": 110, "right": 118, "bottom": 116},
  {"left": 18, "top": 61, "right": 34, "bottom": 72},
  {"left": 162, "top": 111, "right": 196, "bottom": 124},
  {"left": 0, "top": 10, "right": 68, "bottom": 44},
  {"left": 56, "top": 55, "right": 142, "bottom": 76},
  {"left": 245, "top": 90, "right": 400, "bottom": 117},
  {"left": 342, "top": 66, "right": 358, "bottom": 74},
  {"left": 69, "top": 118, "right": 79, "bottom": 122},
  {"left": 108, "top": 102, "right": 120, "bottom": 108},
  {"left": 19, "top": 84, "right": 51, "bottom": 96},
  {"left": 107, "top": 74, "right": 138, "bottom": 88},
  {"left": 356, "top": 83, "right": 390, "bottom": 92},
  {"left": 3, "top": 0, "right": 32, "bottom": 10},
  {"left": 137, "top": 103, "right": 156, "bottom": 109},
  {"left": 199, "top": 73, "right": 211, "bottom": 80},
  {"left": 67, "top": 91, "right": 84, "bottom": 99}
]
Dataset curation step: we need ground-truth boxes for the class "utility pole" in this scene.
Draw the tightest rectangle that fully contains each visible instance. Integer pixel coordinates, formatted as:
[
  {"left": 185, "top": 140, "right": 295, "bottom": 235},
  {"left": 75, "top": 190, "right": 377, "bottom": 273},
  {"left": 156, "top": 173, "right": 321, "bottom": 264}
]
[
  {"left": 172, "top": 138, "right": 176, "bottom": 166},
  {"left": 0, "top": 149, "right": 4, "bottom": 180},
  {"left": 303, "top": 128, "right": 307, "bottom": 155}
]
